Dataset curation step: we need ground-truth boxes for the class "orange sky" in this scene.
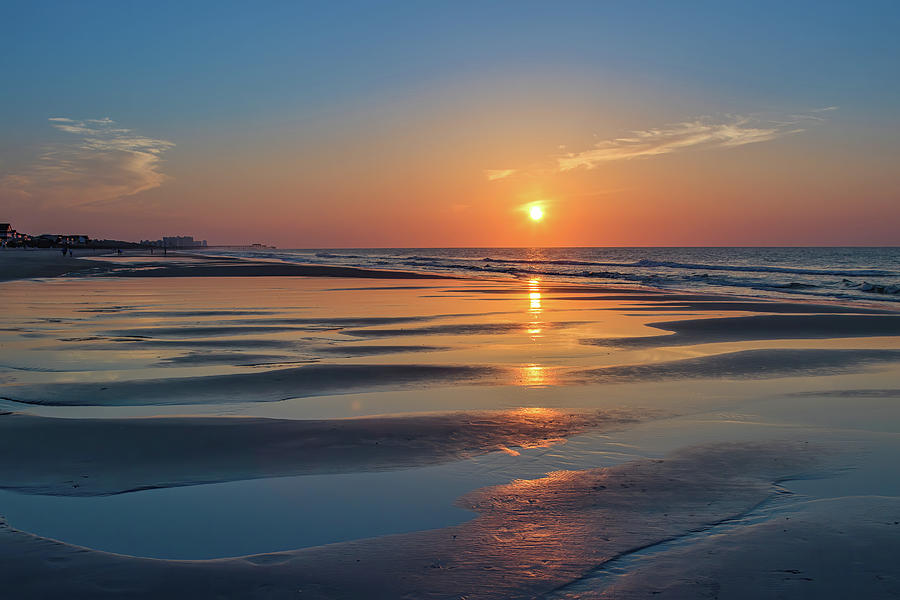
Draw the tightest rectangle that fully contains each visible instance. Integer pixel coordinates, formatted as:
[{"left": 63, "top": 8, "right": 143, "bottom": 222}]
[{"left": 2, "top": 3, "right": 899, "bottom": 247}]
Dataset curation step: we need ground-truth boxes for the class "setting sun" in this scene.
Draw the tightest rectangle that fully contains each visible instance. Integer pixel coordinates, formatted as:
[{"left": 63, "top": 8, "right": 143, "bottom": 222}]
[{"left": 529, "top": 206, "right": 544, "bottom": 221}]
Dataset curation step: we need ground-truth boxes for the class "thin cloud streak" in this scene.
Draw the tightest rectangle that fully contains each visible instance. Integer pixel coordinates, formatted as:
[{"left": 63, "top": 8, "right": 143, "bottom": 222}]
[
  {"left": 557, "top": 113, "right": 822, "bottom": 171},
  {"left": 0, "top": 117, "right": 174, "bottom": 207},
  {"left": 484, "top": 169, "right": 516, "bottom": 181}
]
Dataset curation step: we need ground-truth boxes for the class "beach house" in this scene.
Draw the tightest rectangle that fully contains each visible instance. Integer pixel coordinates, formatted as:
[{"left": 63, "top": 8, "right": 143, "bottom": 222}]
[{"left": 0, "top": 223, "right": 13, "bottom": 245}]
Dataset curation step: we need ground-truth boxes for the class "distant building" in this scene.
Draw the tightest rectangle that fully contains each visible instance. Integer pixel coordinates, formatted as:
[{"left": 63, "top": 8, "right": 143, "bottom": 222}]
[
  {"left": 0, "top": 224, "right": 33, "bottom": 246},
  {"left": 0, "top": 226, "right": 87, "bottom": 247},
  {"left": 60, "top": 234, "right": 89, "bottom": 245},
  {"left": 141, "top": 235, "right": 208, "bottom": 248},
  {"left": 37, "top": 234, "right": 61, "bottom": 247}
]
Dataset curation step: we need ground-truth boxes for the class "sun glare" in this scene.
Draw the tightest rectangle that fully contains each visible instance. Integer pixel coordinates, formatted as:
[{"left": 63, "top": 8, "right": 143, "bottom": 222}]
[{"left": 529, "top": 206, "right": 544, "bottom": 221}]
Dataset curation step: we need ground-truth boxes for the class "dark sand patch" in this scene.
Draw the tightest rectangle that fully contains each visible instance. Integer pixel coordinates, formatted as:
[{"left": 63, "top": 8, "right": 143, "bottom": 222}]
[
  {"left": 0, "top": 252, "right": 457, "bottom": 282},
  {"left": 550, "top": 294, "right": 732, "bottom": 302},
  {"left": 444, "top": 286, "right": 672, "bottom": 295},
  {"left": 93, "top": 261, "right": 455, "bottom": 279},
  {"left": 0, "top": 441, "right": 824, "bottom": 598},
  {"left": 0, "top": 251, "right": 108, "bottom": 282},
  {"left": 571, "top": 497, "right": 900, "bottom": 599},
  {"left": 0, "top": 409, "right": 640, "bottom": 496},
  {"left": 234, "top": 316, "right": 433, "bottom": 326},
  {"left": 232, "top": 312, "right": 514, "bottom": 326},
  {"left": 103, "top": 325, "right": 317, "bottom": 338},
  {"left": 344, "top": 321, "right": 584, "bottom": 338},
  {"left": 156, "top": 346, "right": 446, "bottom": 365},
  {"left": 155, "top": 353, "right": 305, "bottom": 366},
  {"left": 312, "top": 344, "right": 449, "bottom": 356},
  {"left": 77, "top": 338, "right": 303, "bottom": 350},
  {"left": 94, "top": 309, "right": 278, "bottom": 317},
  {"left": 1, "top": 363, "right": 503, "bottom": 406},
  {"left": 325, "top": 285, "right": 441, "bottom": 291},
  {"left": 75, "top": 306, "right": 140, "bottom": 313},
  {"left": 584, "top": 314, "right": 900, "bottom": 348},
  {"left": 101, "top": 316, "right": 470, "bottom": 339},
  {"left": 344, "top": 323, "right": 524, "bottom": 338},
  {"left": 5, "top": 350, "right": 900, "bottom": 407},
  {"left": 593, "top": 301, "right": 892, "bottom": 314},
  {"left": 575, "top": 349, "right": 900, "bottom": 383},
  {"left": 788, "top": 388, "right": 900, "bottom": 398}
]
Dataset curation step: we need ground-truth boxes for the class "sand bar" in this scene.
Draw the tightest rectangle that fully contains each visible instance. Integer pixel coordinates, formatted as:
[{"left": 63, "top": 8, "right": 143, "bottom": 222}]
[{"left": 0, "top": 408, "right": 644, "bottom": 496}]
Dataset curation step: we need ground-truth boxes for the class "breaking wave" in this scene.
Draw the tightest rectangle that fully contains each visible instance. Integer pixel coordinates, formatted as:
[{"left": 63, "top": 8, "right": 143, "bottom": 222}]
[{"left": 199, "top": 248, "right": 900, "bottom": 305}]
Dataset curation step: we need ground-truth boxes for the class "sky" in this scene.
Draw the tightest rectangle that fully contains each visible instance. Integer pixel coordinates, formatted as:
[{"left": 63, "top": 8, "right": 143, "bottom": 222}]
[{"left": 1, "top": 0, "right": 898, "bottom": 247}]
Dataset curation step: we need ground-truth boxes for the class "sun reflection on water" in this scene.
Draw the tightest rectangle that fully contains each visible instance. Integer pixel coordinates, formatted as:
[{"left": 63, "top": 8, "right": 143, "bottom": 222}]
[
  {"left": 527, "top": 278, "right": 543, "bottom": 339},
  {"left": 518, "top": 363, "right": 553, "bottom": 387},
  {"left": 528, "top": 278, "right": 542, "bottom": 313}
]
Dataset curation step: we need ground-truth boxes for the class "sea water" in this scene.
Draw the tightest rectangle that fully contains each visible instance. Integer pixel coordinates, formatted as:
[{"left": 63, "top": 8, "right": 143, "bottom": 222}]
[{"left": 205, "top": 247, "right": 900, "bottom": 304}]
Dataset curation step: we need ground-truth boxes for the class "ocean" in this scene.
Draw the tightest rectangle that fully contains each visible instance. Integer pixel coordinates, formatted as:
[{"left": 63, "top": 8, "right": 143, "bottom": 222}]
[{"left": 205, "top": 247, "right": 900, "bottom": 304}]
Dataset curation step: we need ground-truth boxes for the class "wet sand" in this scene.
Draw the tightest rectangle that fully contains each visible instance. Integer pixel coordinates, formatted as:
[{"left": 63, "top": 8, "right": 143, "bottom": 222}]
[
  {"left": 577, "top": 496, "right": 900, "bottom": 599},
  {"left": 1, "top": 254, "right": 899, "bottom": 597},
  {"left": 5, "top": 348, "right": 900, "bottom": 407},
  {"left": 0, "top": 441, "right": 837, "bottom": 599},
  {"left": 0, "top": 248, "right": 107, "bottom": 281},
  {"left": 0, "top": 408, "right": 646, "bottom": 496},
  {"left": 0, "top": 249, "right": 455, "bottom": 282},
  {"left": 585, "top": 313, "right": 900, "bottom": 348}
]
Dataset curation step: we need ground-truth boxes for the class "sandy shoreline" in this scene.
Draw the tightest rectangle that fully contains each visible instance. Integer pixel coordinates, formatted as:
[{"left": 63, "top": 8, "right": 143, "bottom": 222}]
[
  {"left": 0, "top": 248, "right": 109, "bottom": 281},
  {"left": 1, "top": 253, "right": 899, "bottom": 597},
  {"left": 2, "top": 441, "right": 856, "bottom": 599},
  {"left": 0, "top": 249, "right": 455, "bottom": 282},
  {"left": 7, "top": 442, "right": 896, "bottom": 598},
  {"left": 3, "top": 249, "right": 896, "bottom": 314}
]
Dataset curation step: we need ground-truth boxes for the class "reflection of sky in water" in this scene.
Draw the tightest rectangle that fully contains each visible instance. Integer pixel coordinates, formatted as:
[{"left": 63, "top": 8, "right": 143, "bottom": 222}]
[
  {"left": 2, "top": 275, "right": 900, "bottom": 563},
  {"left": 2, "top": 385, "right": 900, "bottom": 564},
  {"left": 0, "top": 467, "right": 473, "bottom": 560},
  {"left": 5, "top": 403, "right": 898, "bottom": 560},
  {"left": 0, "top": 435, "right": 635, "bottom": 560}
]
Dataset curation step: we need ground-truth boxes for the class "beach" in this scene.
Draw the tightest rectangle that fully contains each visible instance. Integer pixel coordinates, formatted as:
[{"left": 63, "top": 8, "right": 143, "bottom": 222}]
[{"left": 1, "top": 250, "right": 899, "bottom": 597}]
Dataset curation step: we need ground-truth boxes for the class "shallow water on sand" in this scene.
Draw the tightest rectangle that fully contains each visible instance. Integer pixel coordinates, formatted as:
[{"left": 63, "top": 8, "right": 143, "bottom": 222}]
[
  {"left": 1, "top": 272, "right": 900, "bottom": 582},
  {"left": 3, "top": 387, "right": 899, "bottom": 559}
]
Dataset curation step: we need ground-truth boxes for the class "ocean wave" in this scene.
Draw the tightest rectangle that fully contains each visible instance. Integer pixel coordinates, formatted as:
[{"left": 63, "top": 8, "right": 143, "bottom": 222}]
[
  {"left": 315, "top": 252, "right": 364, "bottom": 259},
  {"left": 200, "top": 248, "right": 900, "bottom": 304},
  {"left": 477, "top": 256, "right": 893, "bottom": 278},
  {"left": 630, "top": 259, "right": 893, "bottom": 278},
  {"left": 482, "top": 257, "right": 628, "bottom": 267},
  {"left": 842, "top": 280, "right": 900, "bottom": 295}
]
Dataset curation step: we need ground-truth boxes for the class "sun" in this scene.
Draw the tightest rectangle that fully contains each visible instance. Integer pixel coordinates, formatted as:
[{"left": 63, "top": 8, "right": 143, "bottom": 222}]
[{"left": 529, "top": 206, "right": 544, "bottom": 221}]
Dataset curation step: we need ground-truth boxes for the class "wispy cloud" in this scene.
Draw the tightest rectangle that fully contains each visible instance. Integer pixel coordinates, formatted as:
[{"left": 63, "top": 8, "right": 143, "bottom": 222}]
[
  {"left": 484, "top": 168, "right": 516, "bottom": 181},
  {"left": 0, "top": 117, "right": 174, "bottom": 206},
  {"left": 557, "top": 112, "right": 828, "bottom": 172}
]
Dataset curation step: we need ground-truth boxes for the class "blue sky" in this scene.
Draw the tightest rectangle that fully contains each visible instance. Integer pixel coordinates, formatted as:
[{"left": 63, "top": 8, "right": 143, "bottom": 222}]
[{"left": 1, "top": 1, "right": 898, "bottom": 245}]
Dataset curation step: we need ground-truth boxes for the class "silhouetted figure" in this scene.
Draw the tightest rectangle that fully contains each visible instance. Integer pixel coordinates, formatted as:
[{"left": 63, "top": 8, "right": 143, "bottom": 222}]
[{"left": 61, "top": 245, "right": 68, "bottom": 256}]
